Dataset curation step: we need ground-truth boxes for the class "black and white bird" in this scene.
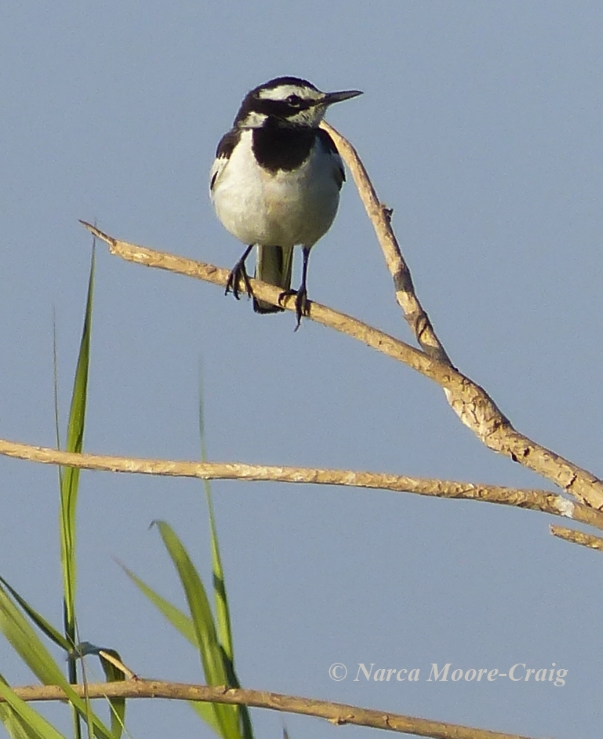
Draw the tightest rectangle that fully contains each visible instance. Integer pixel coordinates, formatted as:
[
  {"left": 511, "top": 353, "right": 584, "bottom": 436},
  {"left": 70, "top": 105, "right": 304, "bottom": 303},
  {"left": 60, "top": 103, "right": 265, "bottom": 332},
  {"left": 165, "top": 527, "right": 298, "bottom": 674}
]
[{"left": 210, "top": 76, "right": 362, "bottom": 328}]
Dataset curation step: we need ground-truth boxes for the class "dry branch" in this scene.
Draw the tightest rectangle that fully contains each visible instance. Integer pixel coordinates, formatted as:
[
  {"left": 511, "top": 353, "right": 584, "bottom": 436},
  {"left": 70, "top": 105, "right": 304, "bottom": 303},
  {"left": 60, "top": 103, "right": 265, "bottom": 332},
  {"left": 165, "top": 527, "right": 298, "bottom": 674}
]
[
  {"left": 550, "top": 525, "right": 603, "bottom": 551},
  {"left": 321, "top": 122, "right": 450, "bottom": 364},
  {"left": 3, "top": 437, "right": 603, "bottom": 533},
  {"left": 79, "top": 221, "right": 603, "bottom": 512},
  {"left": 319, "top": 126, "right": 603, "bottom": 512},
  {"left": 8, "top": 680, "right": 538, "bottom": 739}
]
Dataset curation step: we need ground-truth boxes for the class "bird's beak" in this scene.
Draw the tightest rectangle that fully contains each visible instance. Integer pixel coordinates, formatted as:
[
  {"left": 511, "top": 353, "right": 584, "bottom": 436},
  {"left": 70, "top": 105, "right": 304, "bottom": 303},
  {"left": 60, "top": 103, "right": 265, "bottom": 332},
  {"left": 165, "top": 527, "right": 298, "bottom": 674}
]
[{"left": 322, "top": 89, "right": 363, "bottom": 106}]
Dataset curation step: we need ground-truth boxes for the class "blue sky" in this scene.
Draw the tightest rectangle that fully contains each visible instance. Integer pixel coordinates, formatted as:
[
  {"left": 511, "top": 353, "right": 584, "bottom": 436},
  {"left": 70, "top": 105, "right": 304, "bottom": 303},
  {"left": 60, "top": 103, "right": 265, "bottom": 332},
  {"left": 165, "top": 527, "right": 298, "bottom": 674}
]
[{"left": 1, "top": 2, "right": 603, "bottom": 737}]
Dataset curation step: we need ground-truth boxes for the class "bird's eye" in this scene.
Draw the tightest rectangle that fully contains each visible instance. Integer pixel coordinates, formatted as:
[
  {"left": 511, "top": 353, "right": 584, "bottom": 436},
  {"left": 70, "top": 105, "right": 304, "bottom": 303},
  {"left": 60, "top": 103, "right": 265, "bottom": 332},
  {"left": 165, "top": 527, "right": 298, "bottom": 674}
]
[{"left": 286, "top": 94, "right": 302, "bottom": 106}]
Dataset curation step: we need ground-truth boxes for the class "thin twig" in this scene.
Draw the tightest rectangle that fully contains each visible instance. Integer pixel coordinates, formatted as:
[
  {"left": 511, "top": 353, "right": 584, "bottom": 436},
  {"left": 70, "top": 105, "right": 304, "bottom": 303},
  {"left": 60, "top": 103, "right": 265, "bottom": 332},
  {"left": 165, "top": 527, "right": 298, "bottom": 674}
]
[
  {"left": 321, "top": 121, "right": 450, "bottom": 364},
  {"left": 79, "top": 221, "right": 603, "bottom": 511},
  {"left": 550, "top": 525, "right": 603, "bottom": 551},
  {"left": 8, "top": 680, "right": 539, "bottom": 739},
  {"left": 3, "top": 437, "right": 603, "bottom": 532}
]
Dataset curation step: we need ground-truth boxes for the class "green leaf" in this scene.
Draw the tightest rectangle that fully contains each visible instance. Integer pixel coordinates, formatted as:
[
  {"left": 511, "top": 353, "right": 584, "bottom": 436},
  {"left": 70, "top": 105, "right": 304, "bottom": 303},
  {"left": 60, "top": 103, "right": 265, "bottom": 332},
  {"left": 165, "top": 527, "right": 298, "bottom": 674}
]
[
  {"left": 121, "top": 566, "right": 196, "bottom": 645},
  {"left": 100, "top": 659, "right": 125, "bottom": 739},
  {"left": 121, "top": 566, "right": 222, "bottom": 733},
  {"left": 204, "top": 481, "right": 254, "bottom": 739},
  {"left": 0, "top": 677, "right": 67, "bottom": 739},
  {"left": 59, "top": 247, "right": 95, "bottom": 645},
  {"left": 0, "top": 583, "right": 68, "bottom": 686},
  {"left": 0, "top": 577, "right": 69, "bottom": 652},
  {"left": 55, "top": 247, "right": 95, "bottom": 739},
  {"left": 198, "top": 381, "right": 253, "bottom": 739},
  {"left": 0, "top": 582, "right": 112, "bottom": 739},
  {"left": 152, "top": 521, "right": 241, "bottom": 739},
  {"left": 77, "top": 644, "right": 128, "bottom": 739},
  {"left": 198, "top": 372, "right": 234, "bottom": 663}
]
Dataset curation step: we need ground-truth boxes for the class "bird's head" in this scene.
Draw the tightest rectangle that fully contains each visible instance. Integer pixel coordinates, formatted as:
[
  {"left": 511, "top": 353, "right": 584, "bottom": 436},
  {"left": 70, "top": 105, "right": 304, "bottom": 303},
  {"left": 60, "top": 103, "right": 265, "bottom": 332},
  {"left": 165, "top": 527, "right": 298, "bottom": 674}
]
[{"left": 234, "top": 76, "right": 362, "bottom": 129}]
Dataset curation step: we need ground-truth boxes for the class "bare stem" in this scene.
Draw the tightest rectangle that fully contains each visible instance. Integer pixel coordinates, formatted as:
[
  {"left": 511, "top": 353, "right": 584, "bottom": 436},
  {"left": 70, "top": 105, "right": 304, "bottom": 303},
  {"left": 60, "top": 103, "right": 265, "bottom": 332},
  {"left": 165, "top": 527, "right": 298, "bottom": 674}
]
[
  {"left": 321, "top": 121, "right": 450, "bottom": 364},
  {"left": 550, "top": 525, "right": 603, "bottom": 551},
  {"left": 8, "top": 680, "right": 539, "bottom": 739},
  {"left": 2, "top": 436, "right": 603, "bottom": 532}
]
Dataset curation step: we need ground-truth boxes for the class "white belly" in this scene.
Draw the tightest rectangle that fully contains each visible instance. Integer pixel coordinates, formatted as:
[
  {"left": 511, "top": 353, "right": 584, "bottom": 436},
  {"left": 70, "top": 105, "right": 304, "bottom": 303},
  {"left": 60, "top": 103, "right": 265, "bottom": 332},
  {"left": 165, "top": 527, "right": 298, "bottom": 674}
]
[{"left": 211, "top": 130, "right": 341, "bottom": 248}]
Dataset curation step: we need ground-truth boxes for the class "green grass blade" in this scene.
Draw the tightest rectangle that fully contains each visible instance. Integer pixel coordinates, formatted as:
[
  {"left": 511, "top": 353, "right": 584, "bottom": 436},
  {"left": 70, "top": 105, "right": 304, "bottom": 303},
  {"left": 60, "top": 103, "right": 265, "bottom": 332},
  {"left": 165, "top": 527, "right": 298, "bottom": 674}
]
[
  {"left": 121, "top": 566, "right": 222, "bottom": 734},
  {"left": 121, "top": 566, "right": 196, "bottom": 645},
  {"left": 186, "top": 701, "right": 224, "bottom": 735},
  {"left": 0, "top": 584, "right": 113, "bottom": 739},
  {"left": 0, "top": 577, "right": 69, "bottom": 652},
  {"left": 90, "top": 648, "right": 126, "bottom": 739},
  {"left": 59, "top": 247, "right": 95, "bottom": 651},
  {"left": 75, "top": 644, "right": 129, "bottom": 739},
  {"left": 152, "top": 521, "right": 241, "bottom": 739},
  {"left": 53, "top": 307, "right": 62, "bottom": 456},
  {"left": 198, "top": 372, "right": 234, "bottom": 662},
  {"left": 198, "top": 379, "right": 254, "bottom": 739},
  {"left": 204, "top": 481, "right": 254, "bottom": 739},
  {"left": 0, "top": 680, "right": 46, "bottom": 739},
  {"left": 0, "top": 583, "right": 68, "bottom": 686},
  {"left": 206, "top": 497, "right": 234, "bottom": 668},
  {"left": 101, "top": 658, "right": 125, "bottom": 739},
  {"left": 57, "top": 247, "right": 95, "bottom": 739},
  {"left": 0, "top": 677, "right": 67, "bottom": 739},
  {"left": 0, "top": 706, "right": 41, "bottom": 739}
]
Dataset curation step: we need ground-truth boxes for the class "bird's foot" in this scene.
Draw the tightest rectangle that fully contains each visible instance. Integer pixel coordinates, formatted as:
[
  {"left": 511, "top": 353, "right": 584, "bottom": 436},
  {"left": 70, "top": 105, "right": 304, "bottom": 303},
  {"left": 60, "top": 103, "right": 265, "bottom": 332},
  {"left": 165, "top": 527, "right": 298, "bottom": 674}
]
[
  {"left": 279, "top": 286, "right": 309, "bottom": 331},
  {"left": 225, "top": 259, "right": 253, "bottom": 301}
]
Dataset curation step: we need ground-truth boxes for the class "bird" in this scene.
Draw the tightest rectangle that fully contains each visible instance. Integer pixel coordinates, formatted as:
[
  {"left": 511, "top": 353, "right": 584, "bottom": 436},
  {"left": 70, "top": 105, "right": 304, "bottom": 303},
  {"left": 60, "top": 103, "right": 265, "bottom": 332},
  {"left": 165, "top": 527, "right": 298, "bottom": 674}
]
[{"left": 210, "top": 76, "right": 362, "bottom": 329}]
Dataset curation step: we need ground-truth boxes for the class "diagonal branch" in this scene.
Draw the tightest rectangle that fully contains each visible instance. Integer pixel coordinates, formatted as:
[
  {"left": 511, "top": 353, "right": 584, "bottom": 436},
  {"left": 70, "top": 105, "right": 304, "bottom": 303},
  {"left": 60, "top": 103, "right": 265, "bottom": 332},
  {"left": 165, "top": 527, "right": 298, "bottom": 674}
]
[
  {"left": 2, "top": 437, "right": 603, "bottom": 533},
  {"left": 79, "top": 221, "right": 603, "bottom": 511},
  {"left": 8, "top": 680, "right": 540, "bottom": 739},
  {"left": 321, "top": 121, "right": 450, "bottom": 364},
  {"left": 319, "top": 126, "right": 603, "bottom": 511}
]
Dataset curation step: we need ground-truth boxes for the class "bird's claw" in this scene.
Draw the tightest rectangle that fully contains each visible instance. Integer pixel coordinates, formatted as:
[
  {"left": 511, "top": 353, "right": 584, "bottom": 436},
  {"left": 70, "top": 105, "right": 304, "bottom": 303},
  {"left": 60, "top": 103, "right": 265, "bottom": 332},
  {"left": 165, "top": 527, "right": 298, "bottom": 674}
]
[
  {"left": 225, "top": 261, "right": 253, "bottom": 301},
  {"left": 279, "top": 287, "right": 309, "bottom": 330}
]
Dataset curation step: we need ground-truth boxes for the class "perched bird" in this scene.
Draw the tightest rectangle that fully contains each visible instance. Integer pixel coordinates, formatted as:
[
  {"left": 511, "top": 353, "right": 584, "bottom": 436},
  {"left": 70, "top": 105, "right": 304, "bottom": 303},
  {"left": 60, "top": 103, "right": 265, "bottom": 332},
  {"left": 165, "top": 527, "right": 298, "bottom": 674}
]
[{"left": 210, "top": 76, "right": 362, "bottom": 328}]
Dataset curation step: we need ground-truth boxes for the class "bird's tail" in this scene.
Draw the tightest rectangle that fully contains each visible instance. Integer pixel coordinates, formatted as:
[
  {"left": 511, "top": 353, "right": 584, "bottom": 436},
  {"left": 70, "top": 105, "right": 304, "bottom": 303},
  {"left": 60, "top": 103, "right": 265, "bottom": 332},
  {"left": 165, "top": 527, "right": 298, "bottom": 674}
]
[{"left": 253, "top": 245, "right": 294, "bottom": 314}]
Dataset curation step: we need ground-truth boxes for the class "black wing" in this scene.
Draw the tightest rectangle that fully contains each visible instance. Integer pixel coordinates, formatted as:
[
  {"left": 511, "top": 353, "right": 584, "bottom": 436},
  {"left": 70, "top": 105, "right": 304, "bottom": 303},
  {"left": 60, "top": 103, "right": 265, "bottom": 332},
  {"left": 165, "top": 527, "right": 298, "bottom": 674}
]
[
  {"left": 317, "top": 128, "right": 345, "bottom": 190},
  {"left": 210, "top": 128, "right": 240, "bottom": 191}
]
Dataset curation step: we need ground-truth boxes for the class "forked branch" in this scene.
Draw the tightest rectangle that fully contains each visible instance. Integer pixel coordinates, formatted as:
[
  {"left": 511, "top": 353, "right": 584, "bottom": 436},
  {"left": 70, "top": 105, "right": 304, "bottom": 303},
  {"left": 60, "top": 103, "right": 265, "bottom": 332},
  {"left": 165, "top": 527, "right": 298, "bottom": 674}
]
[{"left": 79, "top": 219, "right": 603, "bottom": 512}]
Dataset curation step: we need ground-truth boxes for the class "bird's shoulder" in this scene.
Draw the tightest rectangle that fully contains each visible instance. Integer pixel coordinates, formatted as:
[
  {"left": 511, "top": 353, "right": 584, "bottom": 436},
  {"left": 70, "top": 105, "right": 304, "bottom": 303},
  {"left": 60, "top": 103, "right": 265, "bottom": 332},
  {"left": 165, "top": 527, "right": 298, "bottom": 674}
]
[
  {"left": 210, "top": 128, "right": 242, "bottom": 191},
  {"left": 215, "top": 127, "right": 241, "bottom": 159},
  {"left": 316, "top": 128, "right": 345, "bottom": 190}
]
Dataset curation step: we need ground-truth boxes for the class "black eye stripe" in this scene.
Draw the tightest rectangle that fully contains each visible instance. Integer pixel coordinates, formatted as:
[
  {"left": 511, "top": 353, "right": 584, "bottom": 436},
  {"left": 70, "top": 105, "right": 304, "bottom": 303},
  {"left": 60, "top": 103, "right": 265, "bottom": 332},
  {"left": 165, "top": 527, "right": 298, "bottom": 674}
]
[
  {"left": 233, "top": 85, "right": 323, "bottom": 127},
  {"left": 253, "top": 98, "right": 315, "bottom": 118}
]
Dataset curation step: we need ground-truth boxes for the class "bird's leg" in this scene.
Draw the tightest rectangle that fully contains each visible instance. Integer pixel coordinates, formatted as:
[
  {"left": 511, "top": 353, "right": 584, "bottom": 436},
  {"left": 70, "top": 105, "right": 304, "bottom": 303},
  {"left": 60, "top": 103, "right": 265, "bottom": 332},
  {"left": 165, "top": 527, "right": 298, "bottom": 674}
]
[
  {"left": 279, "top": 246, "right": 311, "bottom": 330},
  {"left": 225, "top": 245, "right": 254, "bottom": 300}
]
